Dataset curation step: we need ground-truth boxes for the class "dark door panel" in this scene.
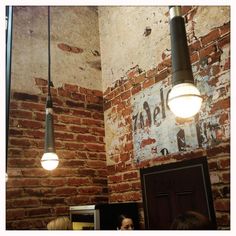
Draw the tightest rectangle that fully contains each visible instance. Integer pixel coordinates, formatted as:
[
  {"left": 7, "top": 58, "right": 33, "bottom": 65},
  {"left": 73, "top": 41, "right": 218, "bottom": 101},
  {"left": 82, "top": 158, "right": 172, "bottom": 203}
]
[{"left": 140, "top": 157, "right": 216, "bottom": 229}]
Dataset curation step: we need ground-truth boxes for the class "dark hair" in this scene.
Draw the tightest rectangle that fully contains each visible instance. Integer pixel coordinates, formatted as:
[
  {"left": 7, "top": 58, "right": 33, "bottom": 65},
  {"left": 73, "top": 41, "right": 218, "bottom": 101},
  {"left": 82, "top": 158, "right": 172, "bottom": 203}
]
[
  {"left": 170, "top": 211, "right": 213, "bottom": 230},
  {"left": 117, "top": 214, "right": 133, "bottom": 229}
]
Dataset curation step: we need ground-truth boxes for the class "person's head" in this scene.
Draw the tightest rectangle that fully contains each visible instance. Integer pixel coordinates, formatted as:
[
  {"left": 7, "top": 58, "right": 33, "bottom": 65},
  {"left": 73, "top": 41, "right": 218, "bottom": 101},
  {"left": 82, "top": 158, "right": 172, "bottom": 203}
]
[
  {"left": 170, "top": 211, "right": 213, "bottom": 230},
  {"left": 117, "top": 214, "right": 134, "bottom": 230},
  {"left": 47, "top": 216, "right": 72, "bottom": 230}
]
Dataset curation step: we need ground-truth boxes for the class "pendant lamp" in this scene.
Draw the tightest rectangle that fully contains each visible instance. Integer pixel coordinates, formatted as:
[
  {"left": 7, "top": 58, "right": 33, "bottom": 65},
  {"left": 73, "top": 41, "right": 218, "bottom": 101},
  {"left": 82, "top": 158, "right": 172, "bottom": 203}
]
[
  {"left": 41, "top": 6, "right": 59, "bottom": 170},
  {"left": 168, "top": 6, "right": 202, "bottom": 118}
]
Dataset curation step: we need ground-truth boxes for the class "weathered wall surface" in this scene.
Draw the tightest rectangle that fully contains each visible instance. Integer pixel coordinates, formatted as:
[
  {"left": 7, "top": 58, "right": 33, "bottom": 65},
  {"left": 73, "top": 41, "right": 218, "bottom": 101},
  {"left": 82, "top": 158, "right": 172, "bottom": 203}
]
[
  {"left": 7, "top": 6, "right": 107, "bottom": 230},
  {"left": 100, "top": 6, "right": 230, "bottom": 229},
  {"left": 7, "top": 5, "right": 230, "bottom": 230},
  {"left": 12, "top": 6, "right": 102, "bottom": 94}
]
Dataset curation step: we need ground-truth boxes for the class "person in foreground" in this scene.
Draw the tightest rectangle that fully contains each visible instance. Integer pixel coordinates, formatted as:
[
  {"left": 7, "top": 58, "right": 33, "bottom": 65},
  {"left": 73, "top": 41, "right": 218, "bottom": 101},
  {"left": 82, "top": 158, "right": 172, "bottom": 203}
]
[
  {"left": 170, "top": 211, "right": 214, "bottom": 230},
  {"left": 47, "top": 216, "right": 72, "bottom": 230},
  {"left": 117, "top": 214, "right": 134, "bottom": 230}
]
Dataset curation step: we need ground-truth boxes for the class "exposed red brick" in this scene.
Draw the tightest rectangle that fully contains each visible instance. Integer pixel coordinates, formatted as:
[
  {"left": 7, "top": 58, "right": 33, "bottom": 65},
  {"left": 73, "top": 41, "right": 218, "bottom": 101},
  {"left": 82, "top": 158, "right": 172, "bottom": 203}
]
[
  {"left": 9, "top": 129, "right": 23, "bottom": 136},
  {"left": 7, "top": 209, "right": 25, "bottom": 220},
  {"left": 189, "top": 40, "right": 201, "bottom": 54},
  {"left": 123, "top": 191, "right": 142, "bottom": 201},
  {"left": 17, "top": 120, "right": 43, "bottom": 129},
  {"left": 10, "top": 109, "right": 33, "bottom": 119},
  {"left": 146, "top": 67, "right": 157, "bottom": 78},
  {"left": 65, "top": 100, "right": 84, "bottom": 108},
  {"left": 190, "top": 52, "right": 199, "bottom": 64},
  {"left": 143, "top": 77, "right": 155, "bottom": 89},
  {"left": 120, "top": 153, "right": 130, "bottom": 162},
  {"left": 54, "top": 187, "right": 78, "bottom": 196},
  {"left": 54, "top": 132, "right": 74, "bottom": 140},
  {"left": 90, "top": 127, "right": 104, "bottom": 136},
  {"left": 64, "top": 142, "right": 85, "bottom": 150},
  {"left": 221, "top": 172, "right": 230, "bottom": 183},
  {"left": 57, "top": 87, "right": 71, "bottom": 97},
  {"left": 218, "top": 34, "right": 230, "bottom": 49},
  {"left": 216, "top": 213, "right": 230, "bottom": 226},
  {"left": 8, "top": 158, "right": 37, "bottom": 168},
  {"left": 7, "top": 178, "right": 41, "bottom": 188},
  {"left": 131, "top": 84, "right": 141, "bottom": 95},
  {"left": 54, "top": 206, "right": 69, "bottom": 215},
  {"left": 87, "top": 160, "right": 106, "bottom": 169},
  {"left": 69, "top": 125, "right": 88, "bottom": 133},
  {"left": 67, "top": 177, "right": 90, "bottom": 186},
  {"left": 10, "top": 138, "right": 31, "bottom": 147},
  {"left": 12, "top": 198, "right": 40, "bottom": 208},
  {"left": 63, "top": 83, "right": 78, "bottom": 92},
  {"left": 219, "top": 158, "right": 230, "bottom": 169},
  {"left": 85, "top": 143, "right": 105, "bottom": 152},
  {"left": 77, "top": 134, "right": 97, "bottom": 142},
  {"left": 25, "top": 130, "right": 44, "bottom": 138},
  {"left": 87, "top": 103, "right": 103, "bottom": 111},
  {"left": 82, "top": 118, "right": 103, "bottom": 127},
  {"left": 81, "top": 186, "right": 103, "bottom": 195},
  {"left": 123, "top": 171, "right": 138, "bottom": 180},
  {"left": 21, "top": 168, "right": 48, "bottom": 177},
  {"left": 103, "top": 100, "right": 112, "bottom": 111},
  {"left": 20, "top": 102, "right": 44, "bottom": 111},
  {"left": 210, "top": 98, "right": 230, "bottom": 113},
  {"left": 108, "top": 175, "right": 122, "bottom": 183},
  {"left": 42, "top": 197, "right": 65, "bottom": 205},
  {"left": 155, "top": 69, "right": 169, "bottom": 83},
  {"left": 219, "top": 22, "right": 230, "bottom": 36},
  {"left": 41, "top": 178, "right": 67, "bottom": 187},
  {"left": 50, "top": 168, "right": 79, "bottom": 177},
  {"left": 214, "top": 199, "right": 230, "bottom": 212},
  {"left": 201, "top": 29, "right": 220, "bottom": 46},
  {"left": 157, "top": 58, "right": 171, "bottom": 71},
  {"left": 141, "top": 138, "right": 156, "bottom": 148},
  {"left": 27, "top": 208, "right": 51, "bottom": 217},
  {"left": 199, "top": 44, "right": 216, "bottom": 59},
  {"left": 34, "top": 77, "right": 48, "bottom": 86},
  {"left": 120, "top": 90, "right": 131, "bottom": 100},
  {"left": 13, "top": 92, "right": 39, "bottom": 102},
  {"left": 10, "top": 101, "right": 18, "bottom": 109},
  {"left": 92, "top": 112, "right": 103, "bottom": 120},
  {"left": 59, "top": 115, "right": 81, "bottom": 124}
]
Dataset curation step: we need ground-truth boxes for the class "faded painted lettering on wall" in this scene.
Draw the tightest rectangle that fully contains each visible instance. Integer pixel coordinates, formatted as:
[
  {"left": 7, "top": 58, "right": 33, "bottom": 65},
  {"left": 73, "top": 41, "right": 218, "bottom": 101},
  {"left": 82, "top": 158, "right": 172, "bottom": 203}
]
[
  {"left": 131, "top": 81, "right": 199, "bottom": 162},
  {"left": 130, "top": 71, "right": 230, "bottom": 163}
]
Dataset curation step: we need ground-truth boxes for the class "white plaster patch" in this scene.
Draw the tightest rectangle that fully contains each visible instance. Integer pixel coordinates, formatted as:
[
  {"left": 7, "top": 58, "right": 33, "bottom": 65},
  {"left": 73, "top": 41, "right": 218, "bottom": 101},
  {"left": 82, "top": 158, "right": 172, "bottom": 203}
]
[
  {"left": 194, "top": 6, "right": 230, "bottom": 38},
  {"left": 99, "top": 6, "right": 170, "bottom": 92}
]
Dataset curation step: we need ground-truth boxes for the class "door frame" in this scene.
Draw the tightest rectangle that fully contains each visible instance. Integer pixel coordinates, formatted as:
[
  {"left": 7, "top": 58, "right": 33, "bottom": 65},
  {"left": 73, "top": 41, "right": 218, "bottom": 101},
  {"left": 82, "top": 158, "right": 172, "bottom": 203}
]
[{"left": 140, "top": 156, "right": 217, "bottom": 229}]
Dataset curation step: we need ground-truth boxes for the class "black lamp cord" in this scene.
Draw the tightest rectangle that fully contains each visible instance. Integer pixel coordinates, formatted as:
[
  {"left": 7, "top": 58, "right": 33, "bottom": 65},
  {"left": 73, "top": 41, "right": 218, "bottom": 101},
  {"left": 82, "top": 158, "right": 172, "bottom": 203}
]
[{"left": 47, "top": 6, "right": 53, "bottom": 108}]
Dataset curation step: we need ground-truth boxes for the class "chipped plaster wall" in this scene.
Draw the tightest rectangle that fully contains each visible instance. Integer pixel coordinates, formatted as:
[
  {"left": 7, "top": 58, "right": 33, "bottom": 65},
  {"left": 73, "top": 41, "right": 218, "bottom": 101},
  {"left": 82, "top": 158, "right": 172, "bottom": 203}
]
[
  {"left": 12, "top": 6, "right": 102, "bottom": 94},
  {"left": 99, "top": 6, "right": 230, "bottom": 165},
  {"left": 99, "top": 6, "right": 229, "bottom": 93},
  {"left": 100, "top": 6, "right": 230, "bottom": 228},
  {"left": 98, "top": 6, "right": 170, "bottom": 92}
]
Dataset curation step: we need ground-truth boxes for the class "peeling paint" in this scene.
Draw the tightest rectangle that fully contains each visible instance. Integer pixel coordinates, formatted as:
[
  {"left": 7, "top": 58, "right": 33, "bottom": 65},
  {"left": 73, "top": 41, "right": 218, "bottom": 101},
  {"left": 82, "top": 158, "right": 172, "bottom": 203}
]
[
  {"left": 104, "top": 110, "right": 130, "bottom": 165},
  {"left": 131, "top": 80, "right": 199, "bottom": 162}
]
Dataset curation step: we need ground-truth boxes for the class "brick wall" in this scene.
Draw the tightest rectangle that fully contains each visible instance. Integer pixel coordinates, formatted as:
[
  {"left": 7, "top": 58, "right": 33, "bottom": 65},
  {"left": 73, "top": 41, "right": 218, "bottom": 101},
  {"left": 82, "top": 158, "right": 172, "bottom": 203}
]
[
  {"left": 6, "top": 78, "right": 107, "bottom": 229},
  {"left": 7, "top": 6, "right": 230, "bottom": 230},
  {"left": 103, "top": 7, "right": 230, "bottom": 229}
]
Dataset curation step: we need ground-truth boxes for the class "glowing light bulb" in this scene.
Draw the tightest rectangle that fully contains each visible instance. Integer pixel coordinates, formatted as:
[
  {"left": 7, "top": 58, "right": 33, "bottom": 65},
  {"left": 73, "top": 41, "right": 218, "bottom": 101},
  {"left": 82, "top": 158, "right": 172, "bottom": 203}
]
[
  {"left": 41, "top": 152, "right": 59, "bottom": 170},
  {"left": 168, "top": 83, "right": 202, "bottom": 118}
]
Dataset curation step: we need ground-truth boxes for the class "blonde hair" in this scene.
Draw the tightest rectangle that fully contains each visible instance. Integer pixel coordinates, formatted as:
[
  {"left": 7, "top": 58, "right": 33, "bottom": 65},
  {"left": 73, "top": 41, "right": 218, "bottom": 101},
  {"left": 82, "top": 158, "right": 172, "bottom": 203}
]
[{"left": 47, "top": 216, "right": 72, "bottom": 230}]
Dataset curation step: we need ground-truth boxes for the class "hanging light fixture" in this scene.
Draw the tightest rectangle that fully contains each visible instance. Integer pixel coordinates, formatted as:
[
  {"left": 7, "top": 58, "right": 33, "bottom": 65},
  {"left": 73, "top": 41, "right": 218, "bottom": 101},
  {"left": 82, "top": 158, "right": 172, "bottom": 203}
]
[
  {"left": 168, "top": 6, "right": 202, "bottom": 118},
  {"left": 41, "top": 6, "right": 59, "bottom": 171}
]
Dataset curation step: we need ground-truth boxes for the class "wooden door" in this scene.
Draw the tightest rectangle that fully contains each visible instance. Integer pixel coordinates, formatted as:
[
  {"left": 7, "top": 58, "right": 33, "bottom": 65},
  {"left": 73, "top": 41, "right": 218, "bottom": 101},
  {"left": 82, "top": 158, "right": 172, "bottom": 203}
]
[{"left": 140, "top": 157, "right": 216, "bottom": 229}]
